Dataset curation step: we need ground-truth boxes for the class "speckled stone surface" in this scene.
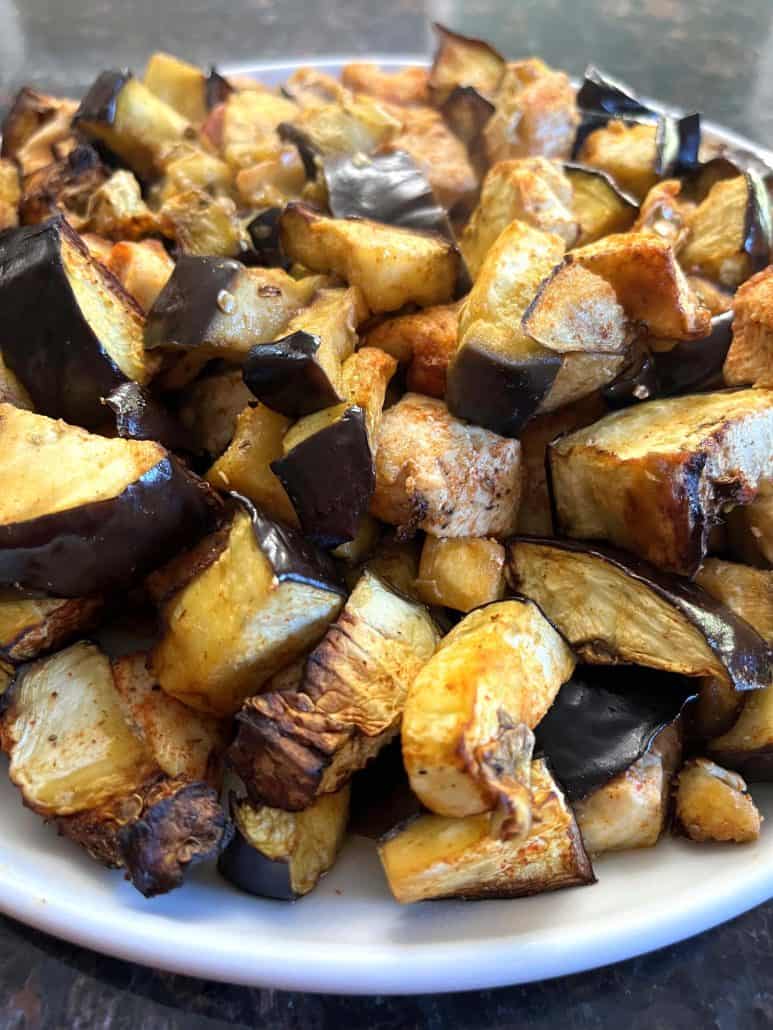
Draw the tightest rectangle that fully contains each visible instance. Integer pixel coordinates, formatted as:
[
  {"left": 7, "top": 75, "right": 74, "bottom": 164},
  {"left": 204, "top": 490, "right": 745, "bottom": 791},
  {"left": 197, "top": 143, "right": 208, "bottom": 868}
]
[{"left": 0, "top": 0, "right": 772, "bottom": 1024}]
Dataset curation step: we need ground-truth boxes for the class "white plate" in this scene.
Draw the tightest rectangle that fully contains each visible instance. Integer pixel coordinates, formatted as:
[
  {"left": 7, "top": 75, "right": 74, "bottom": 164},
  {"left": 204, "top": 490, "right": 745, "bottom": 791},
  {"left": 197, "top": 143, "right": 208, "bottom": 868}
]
[{"left": 0, "top": 57, "right": 771, "bottom": 995}]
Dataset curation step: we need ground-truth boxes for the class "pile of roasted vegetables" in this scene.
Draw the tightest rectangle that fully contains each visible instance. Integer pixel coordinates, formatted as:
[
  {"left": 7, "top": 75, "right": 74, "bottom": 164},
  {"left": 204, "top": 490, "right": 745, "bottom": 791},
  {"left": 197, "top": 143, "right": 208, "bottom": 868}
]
[{"left": 0, "top": 25, "right": 770, "bottom": 905}]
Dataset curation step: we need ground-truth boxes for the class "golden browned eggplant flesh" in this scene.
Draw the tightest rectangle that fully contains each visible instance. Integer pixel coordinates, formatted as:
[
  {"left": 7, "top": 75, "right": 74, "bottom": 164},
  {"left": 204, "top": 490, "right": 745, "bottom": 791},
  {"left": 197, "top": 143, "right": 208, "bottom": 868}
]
[{"left": 0, "top": 28, "right": 771, "bottom": 906}]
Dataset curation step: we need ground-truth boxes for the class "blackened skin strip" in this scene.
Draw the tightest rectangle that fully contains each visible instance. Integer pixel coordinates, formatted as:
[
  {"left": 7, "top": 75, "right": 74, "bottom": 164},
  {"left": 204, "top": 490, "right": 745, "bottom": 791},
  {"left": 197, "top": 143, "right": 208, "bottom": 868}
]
[
  {"left": 73, "top": 69, "right": 131, "bottom": 127},
  {"left": 205, "top": 67, "right": 233, "bottom": 110},
  {"left": 144, "top": 255, "right": 242, "bottom": 353},
  {"left": 218, "top": 827, "right": 297, "bottom": 900},
  {"left": 234, "top": 493, "right": 345, "bottom": 594},
  {"left": 0, "top": 457, "right": 220, "bottom": 597},
  {"left": 744, "top": 170, "right": 773, "bottom": 273},
  {"left": 246, "top": 207, "right": 286, "bottom": 268},
  {"left": 104, "top": 382, "right": 193, "bottom": 454},
  {"left": 577, "top": 65, "right": 652, "bottom": 117},
  {"left": 508, "top": 537, "right": 772, "bottom": 693},
  {"left": 535, "top": 667, "right": 697, "bottom": 802},
  {"left": 242, "top": 331, "right": 342, "bottom": 418}
]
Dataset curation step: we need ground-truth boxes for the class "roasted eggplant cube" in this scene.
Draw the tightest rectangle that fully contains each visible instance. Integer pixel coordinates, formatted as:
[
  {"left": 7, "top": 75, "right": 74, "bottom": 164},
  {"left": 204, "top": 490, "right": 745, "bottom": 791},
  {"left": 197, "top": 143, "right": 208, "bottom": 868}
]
[
  {"left": 574, "top": 723, "right": 682, "bottom": 855},
  {"left": 548, "top": 389, "right": 773, "bottom": 574},
  {"left": 378, "top": 758, "right": 594, "bottom": 903},
  {"left": 280, "top": 92, "right": 400, "bottom": 164},
  {"left": 402, "top": 600, "right": 575, "bottom": 837},
  {"left": 340, "top": 346, "right": 397, "bottom": 445},
  {"left": 695, "top": 558, "right": 773, "bottom": 641},
  {"left": 415, "top": 536, "right": 505, "bottom": 612},
  {"left": 483, "top": 59, "right": 579, "bottom": 164},
  {"left": 371, "top": 393, "right": 522, "bottom": 539},
  {"left": 112, "top": 653, "right": 225, "bottom": 783},
  {"left": 107, "top": 239, "right": 174, "bottom": 313},
  {"left": 0, "top": 642, "right": 157, "bottom": 815},
  {"left": 710, "top": 686, "right": 773, "bottom": 781},
  {"left": 205, "top": 403, "right": 298, "bottom": 526},
  {"left": 427, "top": 23, "right": 504, "bottom": 106},
  {"left": 219, "top": 785, "right": 350, "bottom": 900},
  {"left": 84, "top": 169, "right": 157, "bottom": 241},
  {"left": 0, "top": 591, "right": 103, "bottom": 663},
  {"left": 242, "top": 286, "right": 364, "bottom": 417},
  {"left": 103, "top": 381, "right": 191, "bottom": 453},
  {"left": 507, "top": 538, "right": 772, "bottom": 692},
  {"left": 681, "top": 174, "right": 772, "bottom": 289},
  {"left": 220, "top": 89, "right": 299, "bottom": 171},
  {"left": 577, "top": 120, "right": 659, "bottom": 201},
  {"left": 724, "top": 266, "right": 773, "bottom": 388},
  {"left": 569, "top": 232, "right": 710, "bottom": 340},
  {"left": 143, "top": 52, "right": 223, "bottom": 124},
  {"left": 0, "top": 405, "right": 218, "bottom": 596},
  {"left": 0, "top": 218, "right": 155, "bottom": 428},
  {"left": 0, "top": 159, "right": 20, "bottom": 231},
  {"left": 158, "top": 188, "right": 246, "bottom": 259},
  {"left": 447, "top": 220, "right": 566, "bottom": 436},
  {"left": 74, "top": 70, "right": 192, "bottom": 179},
  {"left": 177, "top": 367, "right": 255, "bottom": 457},
  {"left": 564, "top": 163, "right": 638, "bottom": 246},
  {"left": 118, "top": 777, "right": 232, "bottom": 897},
  {"left": 149, "top": 500, "right": 345, "bottom": 716},
  {"left": 145, "top": 256, "right": 323, "bottom": 367},
  {"left": 1, "top": 87, "right": 78, "bottom": 177},
  {"left": 727, "top": 479, "right": 773, "bottom": 568},
  {"left": 674, "top": 758, "right": 761, "bottom": 843},
  {"left": 272, "top": 404, "right": 374, "bottom": 548},
  {"left": 461, "top": 157, "right": 577, "bottom": 277},
  {"left": 279, "top": 203, "right": 463, "bottom": 313},
  {"left": 228, "top": 570, "right": 439, "bottom": 810}
]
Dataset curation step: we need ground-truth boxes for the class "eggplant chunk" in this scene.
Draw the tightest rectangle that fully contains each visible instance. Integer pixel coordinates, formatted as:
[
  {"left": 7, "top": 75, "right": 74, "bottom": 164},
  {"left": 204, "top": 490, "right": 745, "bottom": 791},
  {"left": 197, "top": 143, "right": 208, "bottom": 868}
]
[
  {"left": 74, "top": 71, "right": 191, "bottom": 178},
  {"left": 280, "top": 92, "right": 400, "bottom": 163},
  {"left": 0, "top": 356, "right": 33, "bottom": 411},
  {"left": 229, "top": 570, "right": 439, "bottom": 809},
  {"left": 177, "top": 368, "right": 255, "bottom": 457},
  {"left": 0, "top": 218, "right": 155, "bottom": 428},
  {"left": 0, "top": 159, "right": 20, "bottom": 231},
  {"left": 104, "top": 382, "right": 191, "bottom": 453},
  {"left": 569, "top": 232, "right": 710, "bottom": 339},
  {"left": 0, "top": 642, "right": 157, "bottom": 815},
  {"left": 242, "top": 286, "right": 365, "bottom": 418},
  {"left": 378, "top": 758, "right": 594, "bottom": 903},
  {"left": 564, "top": 163, "right": 638, "bottom": 246},
  {"left": 149, "top": 500, "right": 344, "bottom": 716},
  {"left": 724, "top": 266, "right": 773, "bottom": 388},
  {"left": 633, "top": 179, "right": 692, "bottom": 249},
  {"left": 219, "top": 785, "right": 350, "bottom": 900},
  {"left": 675, "top": 758, "right": 761, "bottom": 843},
  {"left": 205, "top": 403, "right": 298, "bottom": 525},
  {"left": 118, "top": 778, "right": 232, "bottom": 897},
  {"left": 158, "top": 188, "right": 247, "bottom": 259},
  {"left": 341, "top": 62, "right": 429, "bottom": 106},
  {"left": 145, "top": 256, "right": 323, "bottom": 366},
  {"left": 112, "top": 653, "right": 225, "bottom": 783},
  {"left": 107, "top": 239, "right": 175, "bottom": 314},
  {"left": 340, "top": 346, "right": 397, "bottom": 446},
  {"left": 507, "top": 538, "right": 772, "bottom": 692},
  {"left": 447, "top": 220, "right": 566, "bottom": 435},
  {"left": 17, "top": 144, "right": 107, "bottom": 229},
  {"left": 143, "top": 51, "right": 224, "bottom": 124},
  {"left": 516, "top": 393, "right": 607, "bottom": 536},
  {"left": 483, "top": 59, "right": 579, "bottom": 164},
  {"left": 574, "top": 723, "right": 682, "bottom": 855},
  {"left": 695, "top": 558, "right": 773, "bottom": 641},
  {"left": 402, "top": 600, "right": 575, "bottom": 836},
  {"left": 1, "top": 88, "right": 78, "bottom": 177},
  {"left": 578, "top": 120, "right": 659, "bottom": 201},
  {"left": 371, "top": 393, "right": 522, "bottom": 539},
  {"left": 0, "top": 591, "right": 103, "bottom": 663},
  {"left": 710, "top": 686, "right": 773, "bottom": 780},
  {"left": 219, "top": 89, "right": 300, "bottom": 170},
  {"left": 84, "top": 170, "right": 157, "bottom": 241},
  {"left": 415, "top": 536, "right": 505, "bottom": 612},
  {"left": 427, "top": 23, "right": 505, "bottom": 106},
  {"left": 548, "top": 389, "right": 773, "bottom": 574},
  {"left": 279, "top": 203, "right": 463, "bottom": 313},
  {"left": 681, "top": 174, "right": 772, "bottom": 289},
  {"left": 0, "top": 405, "right": 218, "bottom": 596},
  {"left": 727, "top": 479, "right": 773, "bottom": 568},
  {"left": 461, "top": 157, "right": 578, "bottom": 277}
]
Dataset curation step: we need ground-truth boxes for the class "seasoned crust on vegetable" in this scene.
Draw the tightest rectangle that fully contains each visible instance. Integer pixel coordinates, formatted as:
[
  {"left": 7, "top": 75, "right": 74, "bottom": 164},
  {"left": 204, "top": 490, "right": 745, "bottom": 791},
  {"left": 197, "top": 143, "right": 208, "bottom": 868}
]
[
  {"left": 364, "top": 300, "right": 461, "bottom": 398},
  {"left": 724, "top": 266, "right": 773, "bottom": 388},
  {"left": 341, "top": 63, "right": 429, "bottom": 106},
  {"left": 675, "top": 758, "right": 761, "bottom": 843},
  {"left": 371, "top": 393, "right": 522, "bottom": 539},
  {"left": 0, "top": 592, "right": 104, "bottom": 663}
]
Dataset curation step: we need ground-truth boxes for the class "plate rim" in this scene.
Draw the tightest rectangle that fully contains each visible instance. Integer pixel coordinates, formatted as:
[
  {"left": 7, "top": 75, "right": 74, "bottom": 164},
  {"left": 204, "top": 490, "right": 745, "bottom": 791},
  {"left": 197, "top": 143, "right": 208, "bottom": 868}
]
[{"left": 0, "top": 54, "right": 771, "bottom": 995}]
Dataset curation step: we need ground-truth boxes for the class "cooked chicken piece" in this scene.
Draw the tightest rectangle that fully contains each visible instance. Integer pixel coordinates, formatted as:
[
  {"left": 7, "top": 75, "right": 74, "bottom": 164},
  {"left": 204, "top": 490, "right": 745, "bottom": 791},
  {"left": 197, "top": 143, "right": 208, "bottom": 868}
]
[
  {"left": 371, "top": 393, "right": 522, "bottom": 538},
  {"left": 341, "top": 63, "right": 429, "bottom": 106},
  {"left": 724, "top": 266, "right": 773, "bottom": 388}
]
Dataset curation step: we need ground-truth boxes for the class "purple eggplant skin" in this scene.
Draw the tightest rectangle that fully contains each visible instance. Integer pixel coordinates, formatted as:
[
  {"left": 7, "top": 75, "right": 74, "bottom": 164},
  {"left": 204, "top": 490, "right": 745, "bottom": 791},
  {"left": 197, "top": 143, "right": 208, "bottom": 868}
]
[
  {"left": 236, "top": 492, "right": 345, "bottom": 595},
  {"left": 144, "top": 255, "right": 241, "bottom": 353},
  {"left": 242, "top": 331, "right": 342, "bottom": 418},
  {"left": 509, "top": 537, "right": 773, "bottom": 693},
  {"left": 562, "top": 161, "right": 640, "bottom": 211},
  {"left": 245, "top": 207, "right": 286, "bottom": 268},
  {"left": 277, "top": 122, "right": 319, "bottom": 180},
  {"left": 119, "top": 782, "right": 234, "bottom": 898},
  {"left": 103, "top": 382, "right": 194, "bottom": 454},
  {"left": 73, "top": 69, "right": 131, "bottom": 129},
  {"left": 534, "top": 667, "right": 697, "bottom": 803},
  {"left": 205, "top": 67, "right": 233, "bottom": 110},
  {"left": 217, "top": 826, "right": 297, "bottom": 901},
  {"left": 445, "top": 340, "right": 561, "bottom": 438},
  {"left": 745, "top": 170, "right": 773, "bottom": 273},
  {"left": 270, "top": 407, "right": 375, "bottom": 549},
  {"left": 0, "top": 456, "right": 221, "bottom": 597},
  {"left": 323, "top": 151, "right": 456, "bottom": 243},
  {"left": 604, "top": 313, "right": 733, "bottom": 409},
  {"left": 439, "top": 85, "right": 495, "bottom": 147},
  {"left": 0, "top": 218, "right": 138, "bottom": 428},
  {"left": 577, "top": 65, "right": 652, "bottom": 117},
  {"left": 708, "top": 747, "right": 773, "bottom": 783}
]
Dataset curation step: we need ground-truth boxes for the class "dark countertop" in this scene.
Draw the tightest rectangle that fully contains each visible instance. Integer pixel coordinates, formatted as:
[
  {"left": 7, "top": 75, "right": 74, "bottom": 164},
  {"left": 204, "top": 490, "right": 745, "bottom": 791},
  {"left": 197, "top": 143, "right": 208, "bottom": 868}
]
[{"left": 0, "top": 0, "right": 772, "bottom": 1025}]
